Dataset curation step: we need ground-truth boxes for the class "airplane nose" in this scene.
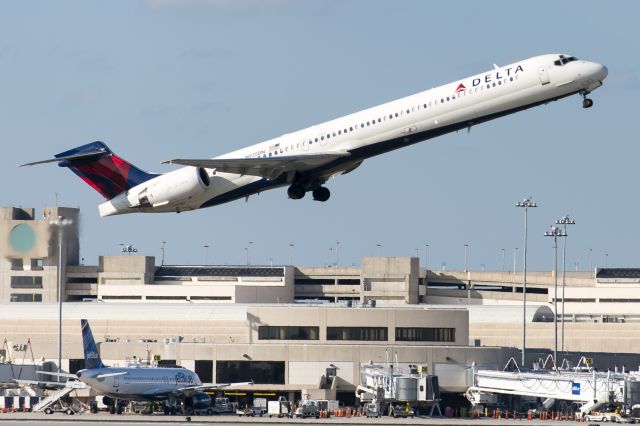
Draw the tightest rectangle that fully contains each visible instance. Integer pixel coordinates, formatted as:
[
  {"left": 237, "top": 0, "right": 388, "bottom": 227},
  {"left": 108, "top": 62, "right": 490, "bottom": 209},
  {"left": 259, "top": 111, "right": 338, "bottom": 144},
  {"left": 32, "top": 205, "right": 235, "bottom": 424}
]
[
  {"left": 590, "top": 62, "right": 608, "bottom": 82},
  {"left": 599, "top": 64, "right": 608, "bottom": 81}
]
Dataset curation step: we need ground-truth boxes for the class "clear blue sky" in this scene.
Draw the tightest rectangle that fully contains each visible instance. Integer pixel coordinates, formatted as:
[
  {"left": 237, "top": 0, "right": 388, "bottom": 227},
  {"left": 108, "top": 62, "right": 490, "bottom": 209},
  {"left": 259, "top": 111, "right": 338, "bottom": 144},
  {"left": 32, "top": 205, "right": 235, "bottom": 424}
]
[{"left": 1, "top": 0, "right": 638, "bottom": 270}]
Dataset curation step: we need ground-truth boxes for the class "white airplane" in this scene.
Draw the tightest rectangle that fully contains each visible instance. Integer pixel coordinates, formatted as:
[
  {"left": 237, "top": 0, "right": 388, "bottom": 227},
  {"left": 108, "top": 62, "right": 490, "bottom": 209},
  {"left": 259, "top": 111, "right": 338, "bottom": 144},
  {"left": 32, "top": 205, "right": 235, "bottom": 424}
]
[
  {"left": 22, "top": 53, "right": 607, "bottom": 217},
  {"left": 37, "top": 319, "right": 251, "bottom": 415}
]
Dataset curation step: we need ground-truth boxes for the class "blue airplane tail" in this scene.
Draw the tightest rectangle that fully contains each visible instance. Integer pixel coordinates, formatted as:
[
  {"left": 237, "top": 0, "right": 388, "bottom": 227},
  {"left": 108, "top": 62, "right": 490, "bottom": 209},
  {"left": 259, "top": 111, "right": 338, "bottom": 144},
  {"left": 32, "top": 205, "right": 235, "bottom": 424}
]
[{"left": 81, "top": 319, "right": 105, "bottom": 369}]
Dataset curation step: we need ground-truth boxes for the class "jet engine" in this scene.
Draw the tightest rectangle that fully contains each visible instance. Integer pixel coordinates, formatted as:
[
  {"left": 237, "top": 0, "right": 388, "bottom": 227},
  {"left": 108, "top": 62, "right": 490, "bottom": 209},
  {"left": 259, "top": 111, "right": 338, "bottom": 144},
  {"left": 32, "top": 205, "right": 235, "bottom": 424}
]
[
  {"left": 137, "top": 166, "right": 210, "bottom": 208},
  {"left": 184, "top": 392, "right": 211, "bottom": 411}
]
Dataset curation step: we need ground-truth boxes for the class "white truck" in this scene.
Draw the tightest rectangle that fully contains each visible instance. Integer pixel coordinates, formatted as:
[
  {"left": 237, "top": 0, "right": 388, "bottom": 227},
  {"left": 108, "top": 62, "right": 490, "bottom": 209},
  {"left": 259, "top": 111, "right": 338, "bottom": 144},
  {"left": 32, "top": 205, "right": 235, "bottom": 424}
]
[{"left": 268, "top": 397, "right": 292, "bottom": 418}]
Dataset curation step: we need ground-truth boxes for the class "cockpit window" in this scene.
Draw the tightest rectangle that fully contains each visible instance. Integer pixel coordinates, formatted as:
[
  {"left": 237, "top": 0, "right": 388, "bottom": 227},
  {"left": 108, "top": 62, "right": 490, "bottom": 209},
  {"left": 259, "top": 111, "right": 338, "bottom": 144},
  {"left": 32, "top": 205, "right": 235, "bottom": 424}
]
[{"left": 554, "top": 55, "right": 578, "bottom": 66}]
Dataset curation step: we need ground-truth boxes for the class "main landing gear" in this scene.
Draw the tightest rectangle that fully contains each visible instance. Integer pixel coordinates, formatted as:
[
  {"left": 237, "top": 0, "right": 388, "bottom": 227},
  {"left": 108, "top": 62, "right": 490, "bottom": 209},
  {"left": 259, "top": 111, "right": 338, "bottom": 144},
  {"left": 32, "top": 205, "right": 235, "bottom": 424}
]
[
  {"left": 580, "top": 90, "right": 594, "bottom": 109},
  {"left": 287, "top": 183, "right": 331, "bottom": 202}
]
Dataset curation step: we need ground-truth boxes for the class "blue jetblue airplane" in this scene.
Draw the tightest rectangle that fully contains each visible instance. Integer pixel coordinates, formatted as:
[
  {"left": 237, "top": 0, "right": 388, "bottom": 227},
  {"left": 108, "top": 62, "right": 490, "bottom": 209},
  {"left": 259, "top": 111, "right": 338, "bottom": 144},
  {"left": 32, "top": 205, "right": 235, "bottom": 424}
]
[{"left": 39, "top": 319, "right": 250, "bottom": 415}]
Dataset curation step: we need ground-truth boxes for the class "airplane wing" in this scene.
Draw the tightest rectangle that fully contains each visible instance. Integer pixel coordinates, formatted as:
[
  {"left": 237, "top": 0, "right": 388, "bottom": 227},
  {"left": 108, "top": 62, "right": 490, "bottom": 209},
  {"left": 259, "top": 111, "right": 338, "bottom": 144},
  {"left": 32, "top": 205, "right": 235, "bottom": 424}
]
[
  {"left": 162, "top": 152, "right": 351, "bottom": 180},
  {"left": 177, "top": 380, "right": 254, "bottom": 393},
  {"left": 96, "top": 372, "right": 128, "bottom": 379}
]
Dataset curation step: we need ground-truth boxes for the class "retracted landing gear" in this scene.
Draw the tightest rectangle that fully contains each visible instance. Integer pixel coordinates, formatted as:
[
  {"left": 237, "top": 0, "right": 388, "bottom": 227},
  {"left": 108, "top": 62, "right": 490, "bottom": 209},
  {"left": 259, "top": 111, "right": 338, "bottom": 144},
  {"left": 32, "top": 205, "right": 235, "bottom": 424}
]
[
  {"left": 580, "top": 90, "right": 593, "bottom": 109},
  {"left": 312, "top": 186, "right": 330, "bottom": 202}
]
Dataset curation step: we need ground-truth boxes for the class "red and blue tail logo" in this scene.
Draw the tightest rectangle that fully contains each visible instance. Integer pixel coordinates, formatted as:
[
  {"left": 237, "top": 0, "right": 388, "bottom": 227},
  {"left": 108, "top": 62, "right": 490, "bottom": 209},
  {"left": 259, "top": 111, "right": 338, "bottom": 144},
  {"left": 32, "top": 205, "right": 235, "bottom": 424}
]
[{"left": 56, "top": 142, "right": 158, "bottom": 200}]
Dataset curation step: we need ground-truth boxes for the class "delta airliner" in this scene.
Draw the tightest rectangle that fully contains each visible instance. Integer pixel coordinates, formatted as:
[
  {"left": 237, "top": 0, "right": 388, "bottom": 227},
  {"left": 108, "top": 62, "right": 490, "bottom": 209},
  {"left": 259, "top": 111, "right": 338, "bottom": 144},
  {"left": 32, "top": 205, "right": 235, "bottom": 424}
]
[{"left": 22, "top": 54, "right": 607, "bottom": 216}]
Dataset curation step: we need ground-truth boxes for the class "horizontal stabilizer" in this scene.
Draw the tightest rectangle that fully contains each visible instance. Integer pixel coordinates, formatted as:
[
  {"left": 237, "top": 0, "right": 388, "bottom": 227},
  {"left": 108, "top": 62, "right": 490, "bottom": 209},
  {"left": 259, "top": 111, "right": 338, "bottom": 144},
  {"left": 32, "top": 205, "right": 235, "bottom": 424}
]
[
  {"left": 163, "top": 152, "right": 350, "bottom": 179},
  {"left": 19, "top": 148, "right": 109, "bottom": 167}
]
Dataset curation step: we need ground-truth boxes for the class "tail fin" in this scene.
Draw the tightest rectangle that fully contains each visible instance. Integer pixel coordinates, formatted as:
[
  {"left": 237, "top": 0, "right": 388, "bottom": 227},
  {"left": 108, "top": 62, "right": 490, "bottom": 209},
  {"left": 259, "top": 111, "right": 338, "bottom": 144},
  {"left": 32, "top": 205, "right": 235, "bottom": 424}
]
[
  {"left": 22, "top": 141, "right": 158, "bottom": 200},
  {"left": 81, "top": 319, "right": 105, "bottom": 369}
]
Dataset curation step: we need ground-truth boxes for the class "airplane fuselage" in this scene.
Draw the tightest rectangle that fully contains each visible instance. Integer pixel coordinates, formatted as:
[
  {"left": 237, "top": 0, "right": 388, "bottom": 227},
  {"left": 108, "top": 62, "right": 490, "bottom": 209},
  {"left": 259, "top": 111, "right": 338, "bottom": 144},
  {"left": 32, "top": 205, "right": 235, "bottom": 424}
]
[{"left": 77, "top": 366, "right": 201, "bottom": 402}]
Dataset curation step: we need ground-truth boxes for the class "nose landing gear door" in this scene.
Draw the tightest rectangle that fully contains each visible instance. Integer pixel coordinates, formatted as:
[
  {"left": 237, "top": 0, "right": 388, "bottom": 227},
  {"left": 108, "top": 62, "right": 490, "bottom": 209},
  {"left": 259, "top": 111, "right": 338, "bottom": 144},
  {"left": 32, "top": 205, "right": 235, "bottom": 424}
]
[{"left": 538, "top": 67, "right": 550, "bottom": 85}]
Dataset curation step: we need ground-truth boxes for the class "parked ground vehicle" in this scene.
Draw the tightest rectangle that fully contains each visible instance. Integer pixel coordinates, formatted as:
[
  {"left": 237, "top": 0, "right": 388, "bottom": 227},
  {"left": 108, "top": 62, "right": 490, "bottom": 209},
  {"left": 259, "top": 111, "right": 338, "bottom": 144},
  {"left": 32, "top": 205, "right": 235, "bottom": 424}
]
[
  {"left": 390, "top": 402, "right": 415, "bottom": 418},
  {"left": 584, "top": 411, "right": 628, "bottom": 422},
  {"left": 268, "top": 397, "right": 291, "bottom": 418},
  {"left": 214, "top": 397, "right": 235, "bottom": 414},
  {"left": 43, "top": 400, "right": 83, "bottom": 415},
  {"left": 295, "top": 400, "right": 320, "bottom": 418},
  {"left": 366, "top": 402, "right": 381, "bottom": 418},
  {"left": 236, "top": 406, "right": 265, "bottom": 417}
]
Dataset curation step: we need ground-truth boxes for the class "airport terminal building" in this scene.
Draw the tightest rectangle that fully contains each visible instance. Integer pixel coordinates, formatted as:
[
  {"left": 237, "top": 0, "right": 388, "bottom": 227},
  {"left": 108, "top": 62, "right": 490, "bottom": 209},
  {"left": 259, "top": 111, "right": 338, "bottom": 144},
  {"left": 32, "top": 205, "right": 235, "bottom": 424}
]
[{"left": 3, "top": 206, "right": 640, "bottom": 403}]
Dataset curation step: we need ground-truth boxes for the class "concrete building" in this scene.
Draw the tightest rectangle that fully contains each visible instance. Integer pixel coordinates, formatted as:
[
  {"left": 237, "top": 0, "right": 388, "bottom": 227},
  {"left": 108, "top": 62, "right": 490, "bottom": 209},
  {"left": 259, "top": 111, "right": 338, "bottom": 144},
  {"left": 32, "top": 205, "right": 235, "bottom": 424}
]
[{"left": 0, "top": 303, "right": 516, "bottom": 403}]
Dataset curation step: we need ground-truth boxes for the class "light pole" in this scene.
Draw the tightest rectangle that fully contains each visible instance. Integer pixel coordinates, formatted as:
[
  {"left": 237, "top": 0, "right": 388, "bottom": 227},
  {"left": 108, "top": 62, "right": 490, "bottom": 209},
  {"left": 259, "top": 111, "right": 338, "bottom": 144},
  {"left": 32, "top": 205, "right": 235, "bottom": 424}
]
[
  {"left": 415, "top": 248, "right": 420, "bottom": 260},
  {"left": 545, "top": 225, "right": 567, "bottom": 367},
  {"left": 515, "top": 196, "right": 537, "bottom": 368},
  {"left": 50, "top": 215, "right": 72, "bottom": 375},
  {"left": 376, "top": 244, "right": 382, "bottom": 257},
  {"left": 513, "top": 247, "right": 518, "bottom": 275},
  {"left": 245, "top": 241, "right": 253, "bottom": 265},
  {"left": 161, "top": 241, "right": 166, "bottom": 266},
  {"left": 464, "top": 244, "right": 469, "bottom": 272},
  {"left": 335, "top": 241, "right": 340, "bottom": 267},
  {"left": 203, "top": 245, "right": 210, "bottom": 265},
  {"left": 605, "top": 253, "right": 609, "bottom": 268},
  {"left": 555, "top": 215, "right": 575, "bottom": 353},
  {"left": 289, "top": 243, "right": 295, "bottom": 265},
  {"left": 501, "top": 248, "right": 505, "bottom": 272},
  {"left": 425, "top": 244, "right": 429, "bottom": 271},
  {"left": 589, "top": 248, "right": 593, "bottom": 277}
]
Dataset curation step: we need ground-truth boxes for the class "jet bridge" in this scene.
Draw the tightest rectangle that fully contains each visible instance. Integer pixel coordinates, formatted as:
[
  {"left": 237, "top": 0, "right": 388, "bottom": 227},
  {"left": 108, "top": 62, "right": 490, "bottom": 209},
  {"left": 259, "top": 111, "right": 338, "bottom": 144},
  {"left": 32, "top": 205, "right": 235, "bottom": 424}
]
[{"left": 466, "top": 358, "right": 640, "bottom": 415}]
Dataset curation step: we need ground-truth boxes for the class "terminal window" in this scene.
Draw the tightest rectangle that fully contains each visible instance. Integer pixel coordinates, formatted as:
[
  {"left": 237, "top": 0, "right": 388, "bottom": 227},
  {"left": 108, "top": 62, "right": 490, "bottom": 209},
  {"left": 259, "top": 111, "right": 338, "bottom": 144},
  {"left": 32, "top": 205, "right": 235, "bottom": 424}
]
[
  {"left": 326, "top": 327, "right": 387, "bottom": 341},
  {"left": 216, "top": 361, "right": 285, "bottom": 385},
  {"left": 10, "top": 293, "right": 42, "bottom": 302},
  {"left": 195, "top": 360, "right": 213, "bottom": 383},
  {"left": 69, "top": 359, "right": 85, "bottom": 374},
  {"left": 10, "top": 276, "right": 43, "bottom": 289},
  {"left": 258, "top": 326, "right": 319, "bottom": 340},
  {"left": 395, "top": 327, "right": 456, "bottom": 342}
]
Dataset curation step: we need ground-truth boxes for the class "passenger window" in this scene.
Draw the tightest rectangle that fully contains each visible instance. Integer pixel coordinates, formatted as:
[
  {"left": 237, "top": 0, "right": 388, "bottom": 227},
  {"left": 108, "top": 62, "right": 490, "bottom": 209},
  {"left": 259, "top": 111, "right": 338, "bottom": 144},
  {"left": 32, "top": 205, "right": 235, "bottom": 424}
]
[
  {"left": 349, "top": 127, "right": 353, "bottom": 131},
  {"left": 338, "top": 130, "right": 341, "bottom": 135},
  {"left": 395, "top": 113, "right": 398, "bottom": 117},
  {"left": 406, "top": 109, "right": 410, "bottom": 114},
  {"left": 321, "top": 136, "right": 324, "bottom": 140},
  {"left": 378, "top": 118, "right": 381, "bottom": 123}
]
